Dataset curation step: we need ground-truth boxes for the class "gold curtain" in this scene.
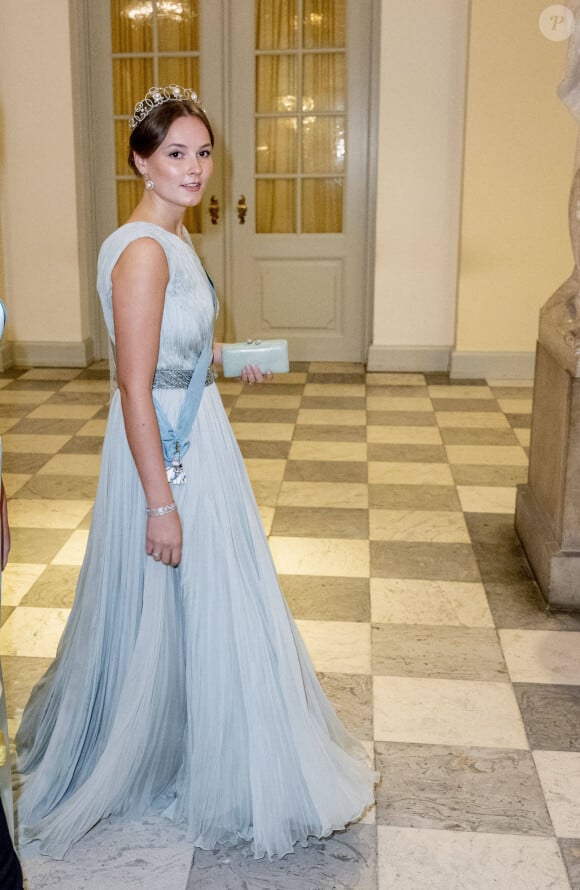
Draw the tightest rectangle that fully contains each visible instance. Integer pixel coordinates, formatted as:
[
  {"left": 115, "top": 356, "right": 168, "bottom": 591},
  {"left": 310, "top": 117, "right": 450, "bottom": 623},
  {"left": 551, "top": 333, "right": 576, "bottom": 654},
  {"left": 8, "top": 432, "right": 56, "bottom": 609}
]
[{"left": 255, "top": 0, "right": 345, "bottom": 234}]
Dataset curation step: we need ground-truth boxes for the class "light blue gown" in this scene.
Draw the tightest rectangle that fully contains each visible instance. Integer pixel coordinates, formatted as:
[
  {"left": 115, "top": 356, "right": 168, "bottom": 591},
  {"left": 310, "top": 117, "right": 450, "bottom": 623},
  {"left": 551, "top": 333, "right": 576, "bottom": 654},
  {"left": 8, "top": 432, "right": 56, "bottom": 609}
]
[{"left": 16, "top": 223, "right": 377, "bottom": 860}]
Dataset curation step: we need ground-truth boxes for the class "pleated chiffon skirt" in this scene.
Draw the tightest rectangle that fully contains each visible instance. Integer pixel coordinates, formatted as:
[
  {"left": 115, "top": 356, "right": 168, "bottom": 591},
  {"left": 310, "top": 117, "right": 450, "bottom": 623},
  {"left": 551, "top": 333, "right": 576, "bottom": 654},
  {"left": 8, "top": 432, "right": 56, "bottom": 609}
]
[{"left": 16, "top": 384, "right": 377, "bottom": 859}]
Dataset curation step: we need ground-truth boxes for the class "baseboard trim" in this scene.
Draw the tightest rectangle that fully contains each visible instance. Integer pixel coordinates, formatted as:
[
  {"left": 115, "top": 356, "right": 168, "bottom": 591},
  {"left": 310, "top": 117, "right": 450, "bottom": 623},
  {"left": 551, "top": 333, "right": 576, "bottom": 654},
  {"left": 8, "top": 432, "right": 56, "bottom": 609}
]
[
  {"left": 366, "top": 345, "right": 451, "bottom": 372},
  {"left": 450, "top": 350, "right": 536, "bottom": 380},
  {"left": 8, "top": 338, "right": 94, "bottom": 369},
  {"left": 0, "top": 342, "right": 14, "bottom": 372}
]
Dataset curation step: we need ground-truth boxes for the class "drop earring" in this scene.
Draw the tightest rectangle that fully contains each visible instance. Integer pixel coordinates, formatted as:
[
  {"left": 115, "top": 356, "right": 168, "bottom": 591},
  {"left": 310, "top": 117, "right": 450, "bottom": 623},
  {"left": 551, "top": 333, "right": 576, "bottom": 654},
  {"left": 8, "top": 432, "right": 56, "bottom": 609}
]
[{"left": 144, "top": 177, "right": 154, "bottom": 191}]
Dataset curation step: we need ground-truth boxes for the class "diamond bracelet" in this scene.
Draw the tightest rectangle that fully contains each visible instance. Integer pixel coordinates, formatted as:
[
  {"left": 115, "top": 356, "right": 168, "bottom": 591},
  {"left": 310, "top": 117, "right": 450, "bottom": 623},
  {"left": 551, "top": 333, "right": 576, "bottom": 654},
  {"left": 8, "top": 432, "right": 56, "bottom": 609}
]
[{"left": 146, "top": 502, "right": 177, "bottom": 518}]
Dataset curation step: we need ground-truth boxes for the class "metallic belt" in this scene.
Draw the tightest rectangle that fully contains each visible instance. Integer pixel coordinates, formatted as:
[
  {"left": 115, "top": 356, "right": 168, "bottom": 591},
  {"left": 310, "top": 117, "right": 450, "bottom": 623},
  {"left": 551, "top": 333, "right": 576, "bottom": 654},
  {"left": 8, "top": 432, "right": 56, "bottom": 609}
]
[{"left": 152, "top": 367, "right": 217, "bottom": 389}]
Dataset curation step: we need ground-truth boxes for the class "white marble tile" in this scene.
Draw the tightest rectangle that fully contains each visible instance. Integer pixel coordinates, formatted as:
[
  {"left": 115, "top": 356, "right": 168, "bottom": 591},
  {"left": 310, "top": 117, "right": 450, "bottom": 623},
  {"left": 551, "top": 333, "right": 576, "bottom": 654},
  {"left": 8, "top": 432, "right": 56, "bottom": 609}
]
[
  {"left": 366, "top": 397, "right": 433, "bottom": 412},
  {"left": 499, "top": 630, "right": 580, "bottom": 684},
  {"left": 309, "top": 362, "right": 364, "bottom": 372},
  {"left": 231, "top": 422, "right": 294, "bottom": 441},
  {"left": 258, "top": 504, "right": 275, "bottom": 535},
  {"left": 533, "top": 751, "right": 580, "bottom": 838},
  {"left": 51, "top": 530, "right": 90, "bottom": 566},
  {"left": 269, "top": 536, "right": 369, "bottom": 578},
  {"left": 37, "top": 454, "right": 103, "bottom": 476},
  {"left": 2, "top": 473, "right": 32, "bottom": 497},
  {"left": 445, "top": 445, "right": 528, "bottom": 466},
  {"left": 457, "top": 485, "right": 517, "bottom": 514},
  {"left": 369, "top": 462, "right": 454, "bottom": 486},
  {"left": 19, "top": 368, "right": 81, "bottom": 381},
  {"left": 515, "top": 428, "right": 530, "bottom": 447},
  {"left": 377, "top": 827, "right": 570, "bottom": 890},
  {"left": 371, "top": 578, "right": 494, "bottom": 627},
  {"left": 2, "top": 433, "right": 72, "bottom": 454},
  {"left": 369, "top": 510, "right": 470, "bottom": 543},
  {"left": 216, "top": 379, "right": 243, "bottom": 394},
  {"left": 278, "top": 481, "right": 369, "bottom": 509},
  {"left": 487, "top": 378, "right": 534, "bottom": 388},
  {"left": 373, "top": 676, "right": 528, "bottom": 748},
  {"left": 60, "top": 379, "right": 111, "bottom": 393},
  {"left": 366, "top": 373, "right": 425, "bottom": 386},
  {"left": 435, "top": 411, "right": 510, "bottom": 429},
  {"left": 297, "top": 409, "right": 366, "bottom": 426},
  {"left": 236, "top": 394, "right": 301, "bottom": 408},
  {"left": 428, "top": 385, "right": 494, "bottom": 399},
  {"left": 288, "top": 441, "right": 367, "bottom": 461},
  {"left": 243, "top": 458, "right": 286, "bottom": 481},
  {"left": 0, "top": 606, "right": 69, "bottom": 657},
  {"left": 1, "top": 563, "right": 46, "bottom": 606},
  {"left": 77, "top": 419, "right": 108, "bottom": 437},
  {"left": 28, "top": 404, "right": 102, "bottom": 420},
  {"left": 304, "top": 383, "right": 366, "bottom": 396},
  {"left": 295, "top": 619, "right": 371, "bottom": 674},
  {"left": 497, "top": 398, "right": 533, "bottom": 413},
  {"left": 8, "top": 499, "right": 93, "bottom": 529},
  {"left": 367, "top": 426, "right": 442, "bottom": 444}
]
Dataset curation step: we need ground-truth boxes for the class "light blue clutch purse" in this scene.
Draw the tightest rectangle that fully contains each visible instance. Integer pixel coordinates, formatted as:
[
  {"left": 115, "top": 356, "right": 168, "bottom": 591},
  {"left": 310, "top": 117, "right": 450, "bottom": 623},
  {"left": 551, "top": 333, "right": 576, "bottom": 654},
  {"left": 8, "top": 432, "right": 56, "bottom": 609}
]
[{"left": 221, "top": 338, "right": 289, "bottom": 378}]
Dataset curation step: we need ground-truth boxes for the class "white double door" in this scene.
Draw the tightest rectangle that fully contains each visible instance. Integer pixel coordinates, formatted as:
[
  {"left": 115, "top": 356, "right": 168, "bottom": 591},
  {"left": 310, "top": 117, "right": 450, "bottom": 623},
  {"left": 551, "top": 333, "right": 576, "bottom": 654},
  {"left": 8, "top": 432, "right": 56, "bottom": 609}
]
[{"left": 90, "top": 1, "right": 375, "bottom": 361}]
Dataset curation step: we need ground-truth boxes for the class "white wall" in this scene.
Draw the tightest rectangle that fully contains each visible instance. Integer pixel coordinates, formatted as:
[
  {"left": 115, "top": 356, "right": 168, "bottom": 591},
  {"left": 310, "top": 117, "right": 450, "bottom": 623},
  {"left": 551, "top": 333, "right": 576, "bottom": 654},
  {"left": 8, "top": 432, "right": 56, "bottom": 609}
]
[
  {"left": 0, "top": 0, "right": 91, "bottom": 366},
  {"left": 368, "top": 0, "right": 469, "bottom": 371}
]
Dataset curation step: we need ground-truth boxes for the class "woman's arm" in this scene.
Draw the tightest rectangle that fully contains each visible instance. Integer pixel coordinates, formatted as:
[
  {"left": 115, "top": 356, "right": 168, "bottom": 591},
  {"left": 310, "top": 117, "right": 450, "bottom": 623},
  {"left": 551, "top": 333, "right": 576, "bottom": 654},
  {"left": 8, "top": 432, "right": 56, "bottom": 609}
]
[{"left": 112, "top": 238, "right": 182, "bottom": 567}]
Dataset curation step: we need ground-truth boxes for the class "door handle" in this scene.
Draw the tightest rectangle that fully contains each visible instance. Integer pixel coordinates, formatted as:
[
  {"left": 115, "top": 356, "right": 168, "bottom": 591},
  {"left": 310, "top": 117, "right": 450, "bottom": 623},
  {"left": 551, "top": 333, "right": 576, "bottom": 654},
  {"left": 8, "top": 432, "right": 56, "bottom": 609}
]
[
  {"left": 208, "top": 195, "right": 219, "bottom": 225},
  {"left": 237, "top": 195, "right": 247, "bottom": 224}
]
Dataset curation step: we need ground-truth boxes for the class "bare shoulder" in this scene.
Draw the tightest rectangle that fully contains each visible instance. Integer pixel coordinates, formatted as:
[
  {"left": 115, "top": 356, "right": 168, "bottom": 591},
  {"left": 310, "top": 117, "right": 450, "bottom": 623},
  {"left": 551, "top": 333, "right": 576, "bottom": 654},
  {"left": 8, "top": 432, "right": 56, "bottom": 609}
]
[{"left": 113, "top": 236, "right": 169, "bottom": 288}]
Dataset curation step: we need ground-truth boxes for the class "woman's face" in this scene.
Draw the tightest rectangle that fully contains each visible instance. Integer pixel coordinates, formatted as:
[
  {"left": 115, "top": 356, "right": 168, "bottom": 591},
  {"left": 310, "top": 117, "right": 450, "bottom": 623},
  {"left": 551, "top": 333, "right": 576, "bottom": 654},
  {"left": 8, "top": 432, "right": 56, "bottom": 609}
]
[{"left": 135, "top": 114, "right": 213, "bottom": 210}]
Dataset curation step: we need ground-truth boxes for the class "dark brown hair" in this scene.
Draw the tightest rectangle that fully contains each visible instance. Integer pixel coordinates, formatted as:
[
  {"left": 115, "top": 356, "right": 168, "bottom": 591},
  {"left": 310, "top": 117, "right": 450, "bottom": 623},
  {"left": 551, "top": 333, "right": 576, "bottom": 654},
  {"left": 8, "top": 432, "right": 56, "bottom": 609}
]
[{"left": 128, "top": 100, "right": 215, "bottom": 175}]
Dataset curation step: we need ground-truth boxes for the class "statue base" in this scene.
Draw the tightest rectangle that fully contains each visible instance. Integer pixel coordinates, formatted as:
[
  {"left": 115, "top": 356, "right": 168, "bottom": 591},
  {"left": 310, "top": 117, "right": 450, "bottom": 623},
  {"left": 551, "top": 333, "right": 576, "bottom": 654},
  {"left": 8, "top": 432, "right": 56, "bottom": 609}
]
[{"left": 515, "top": 341, "right": 580, "bottom": 609}]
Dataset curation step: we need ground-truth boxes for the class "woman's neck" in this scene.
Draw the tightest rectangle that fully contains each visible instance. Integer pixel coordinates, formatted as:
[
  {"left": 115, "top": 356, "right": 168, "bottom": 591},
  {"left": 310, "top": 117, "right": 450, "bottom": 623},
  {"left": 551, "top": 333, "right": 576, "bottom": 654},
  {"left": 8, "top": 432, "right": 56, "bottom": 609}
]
[{"left": 128, "top": 197, "right": 186, "bottom": 239}]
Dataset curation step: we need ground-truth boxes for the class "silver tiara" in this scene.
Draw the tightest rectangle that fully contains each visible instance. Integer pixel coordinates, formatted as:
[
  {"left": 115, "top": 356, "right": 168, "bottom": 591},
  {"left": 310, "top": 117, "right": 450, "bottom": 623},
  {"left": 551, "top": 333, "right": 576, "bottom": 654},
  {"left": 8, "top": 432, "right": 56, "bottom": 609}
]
[{"left": 129, "top": 84, "right": 204, "bottom": 130}]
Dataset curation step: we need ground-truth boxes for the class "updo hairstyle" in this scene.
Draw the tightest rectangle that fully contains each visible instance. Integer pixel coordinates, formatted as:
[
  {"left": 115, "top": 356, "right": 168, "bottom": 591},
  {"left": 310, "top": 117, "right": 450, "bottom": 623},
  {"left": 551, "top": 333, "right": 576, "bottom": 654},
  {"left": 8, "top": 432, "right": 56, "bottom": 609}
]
[{"left": 128, "top": 100, "right": 215, "bottom": 175}]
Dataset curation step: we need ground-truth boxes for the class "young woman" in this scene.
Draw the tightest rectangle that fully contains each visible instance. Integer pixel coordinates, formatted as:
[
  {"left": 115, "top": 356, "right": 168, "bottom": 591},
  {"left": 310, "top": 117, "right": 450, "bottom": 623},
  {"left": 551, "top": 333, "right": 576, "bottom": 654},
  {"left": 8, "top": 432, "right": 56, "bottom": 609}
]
[{"left": 16, "top": 86, "right": 377, "bottom": 860}]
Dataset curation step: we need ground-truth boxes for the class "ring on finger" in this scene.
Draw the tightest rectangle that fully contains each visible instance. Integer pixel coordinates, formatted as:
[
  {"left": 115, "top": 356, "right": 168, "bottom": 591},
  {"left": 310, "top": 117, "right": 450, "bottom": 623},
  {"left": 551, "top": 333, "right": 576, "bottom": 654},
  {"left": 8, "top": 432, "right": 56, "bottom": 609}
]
[{"left": 152, "top": 552, "right": 161, "bottom": 560}]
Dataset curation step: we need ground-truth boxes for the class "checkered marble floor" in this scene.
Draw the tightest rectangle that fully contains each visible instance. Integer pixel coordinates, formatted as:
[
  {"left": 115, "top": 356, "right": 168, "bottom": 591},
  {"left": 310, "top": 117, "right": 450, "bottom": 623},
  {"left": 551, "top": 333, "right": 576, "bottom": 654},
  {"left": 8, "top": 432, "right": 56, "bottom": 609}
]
[{"left": 1, "top": 362, "right": 580, "bottom": 890}]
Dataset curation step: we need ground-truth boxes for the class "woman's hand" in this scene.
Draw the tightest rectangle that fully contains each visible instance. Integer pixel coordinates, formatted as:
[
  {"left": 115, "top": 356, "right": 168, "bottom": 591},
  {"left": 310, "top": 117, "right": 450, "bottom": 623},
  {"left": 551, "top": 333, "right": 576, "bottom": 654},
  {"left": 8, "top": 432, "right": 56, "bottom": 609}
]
[
  {"left": 145, "top": 510, "right": 182, "bottom": 567},
  {"left": 240, "top": 364, "right": 273, "bottom": 385}
]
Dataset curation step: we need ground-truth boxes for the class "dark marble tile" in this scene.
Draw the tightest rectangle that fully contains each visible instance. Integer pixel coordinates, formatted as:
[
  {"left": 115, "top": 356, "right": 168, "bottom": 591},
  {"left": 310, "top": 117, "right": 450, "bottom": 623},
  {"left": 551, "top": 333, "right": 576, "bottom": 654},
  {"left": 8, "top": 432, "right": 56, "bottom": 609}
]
[
  {"left": 228, "top": 408, "right": 299, "bottom": 423},
  {"left": 280, "top": 575, "right": 370, "bottom": 622},
  {"left": 440, "top": 428, "right": 519, "bottom": 445},
  {"left": 374, "top": 742, "right": 552, "bottom": 835},
  {"left": 464, "top": 513, "right": 520, "bottom": 548},
  {"left": 425, "top": 374, "right": 486, "bottom": 386},
  {"left": 186, "top": 823, "right": 378, "bottom": 890},
  {"left": 219, "top": 394, "right": 238, "bottom": 410},
  {"left": 367, "top": 443, "right": 447, "bottom": 463},
  {"left": 237, "top": 440, "right": 291, "bottom": 459},
  {"left": 514, "top": 684, "right": 580, "bottom": 751},
  {"left": 1, "top": 605, "right": 14, "bottom": 626},
  {"left": 293, "top": 425, "right": 367, "bottom": 442},
  {"left": 372, "top": 624, "right": 508, "bottom": 681},
  {"left": 271, "top": 506, "right": 369, "bottom": 540},
  {"left": 318, "top": 672, "right": 374, "bottom": 740},
  {"left": 8, "top": 528, "right": 73, "bottom": 563},
  {"left": 21, "top": 565, "right": 80, "bottom": 609},
  {"left": 307, "top": 372, "right": 366, "bottom": 384},
  {"left": 485, "top": 580, "right": 580, "bottom": 630},
  {"left": 367, "top": 411, "right": 437, "bottom": 427},
  {"left": 368, "top": 484, "right": 461, "bottom": 511},
  {"left": 490, "top": 387, "right": 534, "bottom": 399},
  {"left": 2, "top": 380, "right": 59, "bottom": 392},
  {"left": 472, "top": 542, "right": 535, "bottom": 584},
  {"left": 431, "top": 398, "right": 499, "bottom": 412},
  {"left": 451, "top": 465, "right": 528, "bottom": 486},
  {"left": 93, "top": 406, "right": 111, "bottom": 420},
  {"left": 284, "top": 460, "right": 367, "bottom": 483},
  {"left": 1, "top": 453, "right": 53, "bottom": 474},
  {"left": 255, "top": 383, "right": 305, "bottom": 396},
  {"left": 289, "top": 361, "right": 310, "bottom": 371},
  {"left": 0, "top": 405, "right": 29, "bottom": 417},
  {"left": 505, "top": 413, "right": 532, "bottom": 428},
  {"left": 366, "top": 385, "right": 430, "bottom": 398},
  {"left": 1, "top": 655, "right": 53, "bottom": 717},
  {"left": 300, "top": 396, "right": 367, "bottom": 410},
  {"left": 45, "top": 391, "right": 110, "bottom": 405},
  {"left": 560, "top": 839, "right": 580, "bottom": 889},
  {"left": 75, "top": 367, "right": 110, "bottom": 379},
  {"left": 12, "top": 474, "right": 99, "bottom": 500},
  {"left": 370, "top": 541, "right": 480, "bottom": 582},
  {"left": 59, "top": 436, "right": 104, "bottom": 455},
  {"left": 6, "top": 417, "right": 87, "bottom": 436},
  {"left": 79, "top": 508, "right": 94, "bottom": 530}
]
